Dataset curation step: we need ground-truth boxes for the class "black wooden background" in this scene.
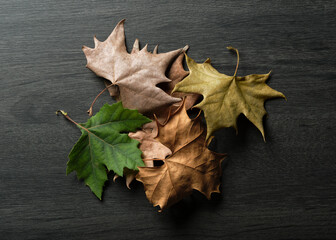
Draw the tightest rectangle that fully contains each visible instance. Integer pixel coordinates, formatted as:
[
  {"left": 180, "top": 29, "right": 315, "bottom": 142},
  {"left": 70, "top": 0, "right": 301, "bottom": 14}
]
[{"left": 1, "top": 1, "right": 335, "bottom": 239}]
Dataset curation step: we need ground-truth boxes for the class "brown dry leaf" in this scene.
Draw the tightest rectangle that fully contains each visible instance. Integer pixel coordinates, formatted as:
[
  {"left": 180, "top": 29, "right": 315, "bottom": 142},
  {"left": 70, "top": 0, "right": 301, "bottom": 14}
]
[
  {"left": 114, "top": 121, "right": 172, "bottom": 189},
  {"left": 136, "top": 101, "right": 226, "bottom": 211},
  {"left": 83, "top": 19, "right": 187, "bottom": 114}
]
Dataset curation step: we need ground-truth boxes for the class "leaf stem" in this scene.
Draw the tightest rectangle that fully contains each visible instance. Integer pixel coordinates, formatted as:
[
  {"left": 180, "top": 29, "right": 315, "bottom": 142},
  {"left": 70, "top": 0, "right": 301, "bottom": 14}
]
[
  {"left": 227, "top": 46, "right": 240, "bottom": 77},
  {"left": 87, "top": 83, "right": 116, "bottom": 116},
  {"left": 56, "top": 110, "right": 84, "bottom": 129}
]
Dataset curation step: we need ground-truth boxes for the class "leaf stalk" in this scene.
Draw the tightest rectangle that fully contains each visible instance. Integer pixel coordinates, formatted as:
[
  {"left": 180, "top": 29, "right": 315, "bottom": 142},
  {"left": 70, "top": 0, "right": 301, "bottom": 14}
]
[
  {"left": 227, "top": 46, "right": 240, "bottom": 77},
  {"left": 87, "top": 83, "right": 116, "bottom": 116},
  {"left": 56, "top": 110, "right": 83, "bottom": 129}
]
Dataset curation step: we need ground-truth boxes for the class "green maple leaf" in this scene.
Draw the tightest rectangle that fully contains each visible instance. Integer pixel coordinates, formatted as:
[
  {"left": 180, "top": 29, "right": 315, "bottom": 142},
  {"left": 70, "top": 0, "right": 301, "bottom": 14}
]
[
  {"left": 61, "top": 102, "right": 151, "bottom": 199},
  {"left": 173, "top": 47, "right": 286, "bottom": 141}
]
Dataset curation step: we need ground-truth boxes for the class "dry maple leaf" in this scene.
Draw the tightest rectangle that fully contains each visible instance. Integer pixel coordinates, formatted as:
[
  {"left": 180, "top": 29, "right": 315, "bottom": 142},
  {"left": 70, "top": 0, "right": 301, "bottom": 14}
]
[
  {"left": 173, "top": 47, "right": 286, "bottom": 141},
  {"left": 83, "top": 19, "right": 188, "bottom": 114},
  {"left": 136, "top": 101, "right": 226, "bottom": 211}
]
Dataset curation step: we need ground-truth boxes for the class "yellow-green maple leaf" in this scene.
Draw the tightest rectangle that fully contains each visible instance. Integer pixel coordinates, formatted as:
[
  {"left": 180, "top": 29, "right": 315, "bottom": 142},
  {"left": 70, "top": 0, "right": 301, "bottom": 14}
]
[{"left": 173, "top": 47, "right": 285, "bottom": 141}]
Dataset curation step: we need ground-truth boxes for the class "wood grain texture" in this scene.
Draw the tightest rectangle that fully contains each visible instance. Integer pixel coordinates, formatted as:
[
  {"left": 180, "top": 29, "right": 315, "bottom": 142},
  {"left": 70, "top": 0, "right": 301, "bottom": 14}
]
[{"left": 1, "top": 0, "right": 335, "bottom": 239}]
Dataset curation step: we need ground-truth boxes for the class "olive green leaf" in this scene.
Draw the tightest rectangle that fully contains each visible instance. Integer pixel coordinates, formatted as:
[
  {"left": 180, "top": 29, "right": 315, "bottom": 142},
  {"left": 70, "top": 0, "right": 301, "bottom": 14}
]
[
  {"left": 173, "top": 47, "right": 286, "bottom": 141},
  {"left": 62, "top": 102, "right": 151, "bottom": 199}
]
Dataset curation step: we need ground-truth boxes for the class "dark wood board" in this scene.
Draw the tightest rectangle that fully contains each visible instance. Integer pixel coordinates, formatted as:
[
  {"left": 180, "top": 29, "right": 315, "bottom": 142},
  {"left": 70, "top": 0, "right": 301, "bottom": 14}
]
[{"left": 1, "top": 0, "right": 335, "bottom": 239}]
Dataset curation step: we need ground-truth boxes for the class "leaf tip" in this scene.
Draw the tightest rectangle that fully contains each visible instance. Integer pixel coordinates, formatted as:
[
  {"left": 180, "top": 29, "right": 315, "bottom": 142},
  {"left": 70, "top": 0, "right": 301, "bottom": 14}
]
[
  {"left": 153, "top": 45, "right": 158, "bottom": 54},
  {"left": 82, "top": 45, "right": 92, "bottom": 52},
  {"left": 141, "top": 44, "right": 148, "bottom": 52},
  {"left": 113, "top": 174, "right": 119, "bottom": 183},
  {"left": 204, "top": 58, "right": 211, "bottom": 63},
  {"left": 259, "top": 127, "right": 266, "bottom": 142},
  {"left": 93, "top": 35, "right": 100, "bottom": 47},
  {"left": 279, "top": 92, "right": 287, "bottom": 101},
  {"left": 96, "top": 193, "right": 103, "bottom": 201},
  {"left": 114, "top": 19, "right": 126, "bottom": 29},
  {"left": 182, "top": 45, "right": 189, "bottom": 52},
  {"left": 126, "top": 180, "right": 132, "bottom": 189},
  {"left": 132, "top": 38, "right": 140, "bottom": 53}
]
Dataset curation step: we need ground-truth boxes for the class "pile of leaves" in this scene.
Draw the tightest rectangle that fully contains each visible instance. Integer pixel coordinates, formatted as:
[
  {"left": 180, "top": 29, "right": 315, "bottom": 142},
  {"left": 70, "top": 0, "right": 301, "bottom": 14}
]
[{"left": 57, "top": 19, "right": 285, "bottom": 211}]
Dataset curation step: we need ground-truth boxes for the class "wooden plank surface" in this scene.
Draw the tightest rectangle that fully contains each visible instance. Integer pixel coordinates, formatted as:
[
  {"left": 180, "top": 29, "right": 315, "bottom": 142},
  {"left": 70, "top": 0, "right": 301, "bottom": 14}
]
[{"left": 1, "top": 0, "right": 335, "bottom": 239}]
